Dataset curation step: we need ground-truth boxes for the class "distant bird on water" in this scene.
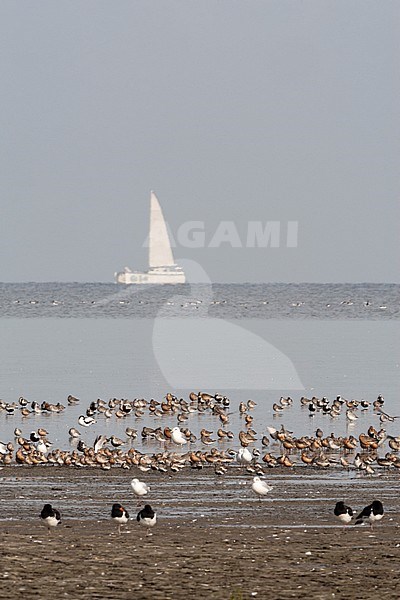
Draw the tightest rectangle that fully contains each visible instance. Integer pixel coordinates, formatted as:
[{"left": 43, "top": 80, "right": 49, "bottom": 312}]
[
  {"left": 40, "top": 504, "right": 61, "bottom": 532},
  {"left": 333, "top": 501, "right": 353, "bottom": 525},
  {"left": 67, "top": 394, "right": 80, "bottom": 405},
  {"left": 111, "top": 503, "right": 130, "bottom": 534},
  {"left": 137, "top": 504, "right": 157, "bottom": 535},
  {"left": 355, "top": 500, "right": 384, "bottom": 528}
]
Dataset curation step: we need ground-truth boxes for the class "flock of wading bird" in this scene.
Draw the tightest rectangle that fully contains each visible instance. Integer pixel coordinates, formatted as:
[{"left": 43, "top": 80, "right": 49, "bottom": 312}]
[{"left": 0, "top": 392, "right": 399, "bottom": 478}]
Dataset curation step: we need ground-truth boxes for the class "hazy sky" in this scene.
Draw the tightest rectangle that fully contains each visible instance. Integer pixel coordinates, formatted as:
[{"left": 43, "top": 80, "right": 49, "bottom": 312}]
[{"left": 1, "top": 1, "right": 398, "bottom": 283}]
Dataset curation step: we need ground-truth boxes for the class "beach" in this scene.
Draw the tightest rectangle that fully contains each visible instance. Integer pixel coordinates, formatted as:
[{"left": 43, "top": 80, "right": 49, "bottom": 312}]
[
  {"left": 0, "top": 282, "right": 399, "bottom": 598},
  {"left": 0, "top": 467, "right": 399, "bottom": 600},
  {"left": 1, "top": 0, "right": 399, "bottom": 596}
]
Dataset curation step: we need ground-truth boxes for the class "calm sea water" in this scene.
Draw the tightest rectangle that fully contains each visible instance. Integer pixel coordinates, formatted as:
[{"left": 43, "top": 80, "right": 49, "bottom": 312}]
[
  {"left": 0, "top": 283, "right": 399, "bottom": 450},
  {"left": 0, "top": 282, "right": 398, "bottom": 319}
]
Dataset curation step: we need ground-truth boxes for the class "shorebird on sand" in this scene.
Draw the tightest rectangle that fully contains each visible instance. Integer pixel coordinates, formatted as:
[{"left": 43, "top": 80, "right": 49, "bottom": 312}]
[
  {"left": 131, "top": 478, "right": 150, "bottom": 505},
  {"left": 111, "top": 503, "right": 130, "bottom": 534},
  {"left": 355, "top": 500, "right": 384, "bottom": 528},
  {"left": 333, "top": 501, "right": 353, "bottom": 525},
  {"left": 40, "top": 504, "right": 61, "bottom": 532},
  {"left": 137, "top": 504, "right": 157, "bottom": 536},
  {"left": 251, "top": 476, "right": 273, "bottom": 500}
]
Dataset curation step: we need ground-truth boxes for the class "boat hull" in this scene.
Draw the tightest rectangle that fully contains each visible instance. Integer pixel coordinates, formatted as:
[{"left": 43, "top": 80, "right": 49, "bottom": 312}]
[{"left": 115, "top": 268, "right": 185, "bottom": 285}]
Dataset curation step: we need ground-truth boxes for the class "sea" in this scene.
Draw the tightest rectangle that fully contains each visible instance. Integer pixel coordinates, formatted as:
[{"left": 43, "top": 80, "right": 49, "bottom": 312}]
[{"left": 0, "top": 282, "right": 399, "bottom": 451}]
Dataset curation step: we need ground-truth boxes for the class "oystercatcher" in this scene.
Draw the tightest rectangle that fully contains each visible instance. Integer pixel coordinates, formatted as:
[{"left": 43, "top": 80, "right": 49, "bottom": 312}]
[
  {"left": 355, "top": 500, "right": 384, "bottom": 528},
  {"left": 136, "top": 504, "right": 157, "bottom": 535},
  {"left": 111, "top": 503, "right": 130, "bottom": 534},
  {"left": 333, "top": 501, "right": 353, "bottom": 525},
  {"left": 40, "top": 504, "right": 61, "bottom": 532}
]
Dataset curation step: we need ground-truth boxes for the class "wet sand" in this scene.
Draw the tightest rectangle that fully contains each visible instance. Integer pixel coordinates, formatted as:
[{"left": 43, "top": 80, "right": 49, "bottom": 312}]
[{"left": 0, "top": 467, "right": 399, "bottom": 599}]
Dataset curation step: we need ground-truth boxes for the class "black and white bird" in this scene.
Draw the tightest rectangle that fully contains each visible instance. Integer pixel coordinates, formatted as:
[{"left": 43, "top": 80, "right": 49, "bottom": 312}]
[
  {"left": 40, "top": 504, "right": 61, "bottom": 532},
  {"left": 111, "top": 503, "right": 130, "bottom": 534},
  {"left": 136, "top": 504, "right": 157, "bottom": 535},
  {"left": 333, "top": 501, "right": 353, "bottom": 525},
  {"left": 355, "top": 500, "right": 384, "bottom": 528},
  {"left": 0, "top": 442, "right": 10, "bottom": 455},
  {"left": 78, "top": 415, "right": 96, "bottom": 427},
  {"left": 94, "top": 434, "right": 108, "bottom": 453},
  {"left": 30, "top": 431, "right": 41, "bottom": 443}
]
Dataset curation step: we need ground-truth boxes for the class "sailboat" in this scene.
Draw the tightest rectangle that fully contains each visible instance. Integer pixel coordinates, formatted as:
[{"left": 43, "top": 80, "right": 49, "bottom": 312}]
[{"left": 114, "top": 191, "right": 186, "bottom": 284}]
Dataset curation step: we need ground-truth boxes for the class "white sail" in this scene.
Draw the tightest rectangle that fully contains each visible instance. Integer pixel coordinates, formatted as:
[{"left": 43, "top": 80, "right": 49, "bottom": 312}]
[
  {"left": 114, "top": 190, "right": 185, "bottom": 284},
  {"left": 149, "top": 191, "right": 175, "bottom": 268}
]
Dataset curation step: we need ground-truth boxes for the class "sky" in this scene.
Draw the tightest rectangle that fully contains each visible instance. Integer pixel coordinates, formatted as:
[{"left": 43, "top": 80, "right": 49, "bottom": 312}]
[{"left": 0, "top": 0, "right": 399, "bottom": 283}]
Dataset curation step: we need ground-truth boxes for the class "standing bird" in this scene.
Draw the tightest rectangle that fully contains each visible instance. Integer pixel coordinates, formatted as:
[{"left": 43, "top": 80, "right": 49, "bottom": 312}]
[
  {"left": 40, "top": 504, "right": 61, "bottom": 532},
  {"left": 94, "top": 434, "right": 108, "bottom": 453},
  {"left": 111, "top": 503, "right": 130, "bottom": 534},
  {"left": 110, "top": 435, "right": 125, "bottom": 448},
  {"left": 346, "top": 409, "right": 358, "bottom": 422},
  {"left": 36, "top": 439, "right": 49, "bottom": 454},
  {"left": 251, "top": 476, "right": 273, "bottom": 500},
  {"left": 136, "top": 504, "right": 157, "bottom": 535},
  {"left": 334, "top": 501, "right": 353, "bottom": 525},
  {"left": 170, "top": 427, "right": 187, "bottom": 446},
  {"left": 355, "top": 500, "right": 384, "bottom": 528},
  {"left": 237, "top": 447, "right": 253, "bottom": 467},
  {"left": 131, "top": 478, "right": 150, "bottom": 505}
]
